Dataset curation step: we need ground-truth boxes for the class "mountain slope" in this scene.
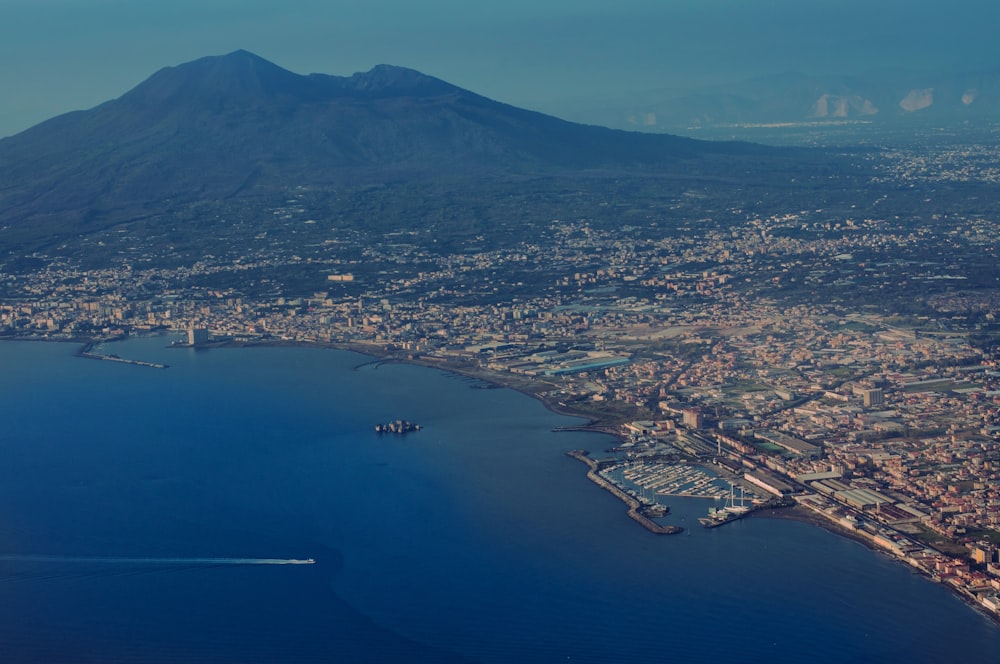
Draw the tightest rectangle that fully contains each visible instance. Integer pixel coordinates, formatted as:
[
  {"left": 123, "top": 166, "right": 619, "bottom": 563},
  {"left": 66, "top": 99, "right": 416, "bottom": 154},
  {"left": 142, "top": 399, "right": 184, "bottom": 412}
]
[
  {"left": 3, "top": 50, "right": 862, "bottom": 275},
  {"left": 0, "top": 50, "right": 770, "bottom": 240}
]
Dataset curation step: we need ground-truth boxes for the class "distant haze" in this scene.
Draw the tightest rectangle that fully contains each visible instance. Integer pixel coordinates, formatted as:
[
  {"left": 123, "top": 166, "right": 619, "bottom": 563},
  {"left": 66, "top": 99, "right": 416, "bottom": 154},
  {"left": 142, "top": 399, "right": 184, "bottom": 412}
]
[{"left": 2, "top": 0, "right": 998, "bottom": 138}]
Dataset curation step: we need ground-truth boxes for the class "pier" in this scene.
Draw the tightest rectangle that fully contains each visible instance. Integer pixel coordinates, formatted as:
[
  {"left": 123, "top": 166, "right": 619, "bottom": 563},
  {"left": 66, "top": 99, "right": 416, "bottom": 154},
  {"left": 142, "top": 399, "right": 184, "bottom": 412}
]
[
  {"left": 697, "top": 484, "right": 777, "bottom": 528},
  {"left": 75, "top": 340, "right": 168, "bottom": 369},
  {"left": 567, "top": 450, "right": 682, "bottom": 535},
  {"left": 78, "top": 352, "right": 168, "bottom": 369},
  {"left": 699, "top": 510, "right": 749, "bottom": 528}
]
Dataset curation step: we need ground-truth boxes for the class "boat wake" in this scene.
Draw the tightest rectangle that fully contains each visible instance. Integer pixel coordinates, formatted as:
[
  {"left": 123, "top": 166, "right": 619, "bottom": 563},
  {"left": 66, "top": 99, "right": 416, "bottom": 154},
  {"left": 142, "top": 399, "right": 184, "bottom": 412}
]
[{"left": 0, "top": 555, "right": 315, "bottom": 566}]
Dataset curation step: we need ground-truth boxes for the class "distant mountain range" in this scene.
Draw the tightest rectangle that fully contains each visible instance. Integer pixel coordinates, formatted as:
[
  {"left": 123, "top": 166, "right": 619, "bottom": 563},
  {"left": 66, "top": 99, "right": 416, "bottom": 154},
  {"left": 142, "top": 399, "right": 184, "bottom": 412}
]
[{"left": 578, "top": 70, "right": 1000, "bottom": 132}]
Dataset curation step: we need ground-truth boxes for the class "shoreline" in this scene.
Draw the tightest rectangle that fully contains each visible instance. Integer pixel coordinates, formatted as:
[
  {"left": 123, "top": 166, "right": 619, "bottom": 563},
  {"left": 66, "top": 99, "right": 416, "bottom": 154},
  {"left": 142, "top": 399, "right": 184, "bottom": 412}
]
[
  {"left": 236, "top": 338, "right": 1000, "bottom": 628},
  {"left": 754, "top": 504, "right": 1000, "bottom": 629},
  {"left": 10, "top": 332, "right": 1000, "bottom": 627},
  {"left": 9, "top": 332, "right": 623, "bottom": 437},
  {"left": 322, "top": 340, "right": 626, "bottom": 437}
]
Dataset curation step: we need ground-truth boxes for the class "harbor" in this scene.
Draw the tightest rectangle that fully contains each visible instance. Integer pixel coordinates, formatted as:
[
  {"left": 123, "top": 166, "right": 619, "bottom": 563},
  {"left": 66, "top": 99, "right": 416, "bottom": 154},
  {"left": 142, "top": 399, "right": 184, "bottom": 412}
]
[
  {"left": 606, "top": 461, "right": 731, "bottom": 500},
  {"left": 589, "top": 456, "right": 769, "bottom": 530},
  {"left": 567, "top": 450, "right": 682, "bottom": 535}
]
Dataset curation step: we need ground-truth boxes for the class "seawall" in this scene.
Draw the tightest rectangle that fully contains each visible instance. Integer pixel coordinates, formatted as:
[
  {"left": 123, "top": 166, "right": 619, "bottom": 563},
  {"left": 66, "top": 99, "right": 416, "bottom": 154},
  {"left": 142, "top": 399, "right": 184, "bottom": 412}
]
[{"left": 567, "top": 450, "right": 682, "bottom": 535}]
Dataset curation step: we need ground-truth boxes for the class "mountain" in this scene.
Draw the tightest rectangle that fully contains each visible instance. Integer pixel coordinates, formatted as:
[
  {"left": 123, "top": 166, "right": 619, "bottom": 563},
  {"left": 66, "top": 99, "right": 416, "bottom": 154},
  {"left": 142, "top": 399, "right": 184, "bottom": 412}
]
[
  {"left": 0, "top": 50, "right": 776, "bottom": 245},
  {"left": 3, "top": 50, "right": 879, "bottom": 277}
]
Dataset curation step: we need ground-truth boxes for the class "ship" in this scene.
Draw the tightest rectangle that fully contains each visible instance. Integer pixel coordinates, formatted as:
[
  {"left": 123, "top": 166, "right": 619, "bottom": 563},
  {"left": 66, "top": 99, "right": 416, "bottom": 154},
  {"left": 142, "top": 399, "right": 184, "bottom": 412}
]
[
  {"left": 641, "top": 502, "right": 670, "bottom": 517},
  {"left": 699, "top": 485, "right": 751, "bottom": 528},
  {"left": 374, "top": 420, "right": 421, "bottom": 434}
]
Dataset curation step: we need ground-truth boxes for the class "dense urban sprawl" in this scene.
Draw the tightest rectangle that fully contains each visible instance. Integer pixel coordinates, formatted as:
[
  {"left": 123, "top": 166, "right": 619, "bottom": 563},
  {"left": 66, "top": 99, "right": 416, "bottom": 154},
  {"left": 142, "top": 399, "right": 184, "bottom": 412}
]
[{"left": 4, "top": 136, "right": 1000, "bottom": 617}]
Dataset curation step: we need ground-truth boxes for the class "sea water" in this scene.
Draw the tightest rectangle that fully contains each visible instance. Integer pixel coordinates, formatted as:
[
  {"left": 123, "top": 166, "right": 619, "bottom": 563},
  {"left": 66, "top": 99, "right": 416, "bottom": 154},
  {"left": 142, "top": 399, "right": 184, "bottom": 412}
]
[{"left": 0, "top": 336, "right": 998, "bottom": 663}]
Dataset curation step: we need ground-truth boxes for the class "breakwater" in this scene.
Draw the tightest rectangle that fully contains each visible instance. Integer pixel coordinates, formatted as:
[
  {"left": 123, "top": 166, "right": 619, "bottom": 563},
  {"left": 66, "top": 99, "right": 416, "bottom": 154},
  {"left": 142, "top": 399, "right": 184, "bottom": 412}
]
[
  {"left": 567, "top": 450, "right": 682, "bottom": 535},
  {"left": 78, "top": 351, "right": 168, "bottom": 369},
  {"left": 76, "top": 339, "right": 168, "bottom": 368}
]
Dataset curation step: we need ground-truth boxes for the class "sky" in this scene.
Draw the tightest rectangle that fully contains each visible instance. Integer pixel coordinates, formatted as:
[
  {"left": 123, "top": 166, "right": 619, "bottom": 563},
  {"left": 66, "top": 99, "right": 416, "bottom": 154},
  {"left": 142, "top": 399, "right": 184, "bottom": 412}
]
[{"left": 2, "top": 0, "right": 998, "bottom": 138}]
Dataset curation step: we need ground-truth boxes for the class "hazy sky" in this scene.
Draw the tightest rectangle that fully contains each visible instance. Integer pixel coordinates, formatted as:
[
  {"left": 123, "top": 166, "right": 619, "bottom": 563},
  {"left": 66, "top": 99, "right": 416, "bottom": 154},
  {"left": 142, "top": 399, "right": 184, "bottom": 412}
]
[{"left": 2, "top": 0, "right": 997, "bottom": 137}]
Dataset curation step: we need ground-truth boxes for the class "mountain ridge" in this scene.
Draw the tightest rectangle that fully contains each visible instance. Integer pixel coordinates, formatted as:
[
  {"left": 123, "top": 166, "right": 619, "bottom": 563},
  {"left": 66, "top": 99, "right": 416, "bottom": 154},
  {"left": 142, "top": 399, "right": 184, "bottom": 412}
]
[{"left": 0, "top": 51, "right": 797, "bottom": 262}]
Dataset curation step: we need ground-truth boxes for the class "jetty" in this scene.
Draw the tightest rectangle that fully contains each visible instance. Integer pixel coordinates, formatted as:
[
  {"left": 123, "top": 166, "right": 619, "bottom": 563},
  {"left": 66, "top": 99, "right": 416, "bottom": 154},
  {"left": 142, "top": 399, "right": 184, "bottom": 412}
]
[
  {"left": 699, "top": 510, "right": 748, "bottom": 528},
  {"left": 77, "top": 351, "right": 168, "bottom": 369},
  {"left": 567, "top": 450, "right": 682, "bottom": 535}
]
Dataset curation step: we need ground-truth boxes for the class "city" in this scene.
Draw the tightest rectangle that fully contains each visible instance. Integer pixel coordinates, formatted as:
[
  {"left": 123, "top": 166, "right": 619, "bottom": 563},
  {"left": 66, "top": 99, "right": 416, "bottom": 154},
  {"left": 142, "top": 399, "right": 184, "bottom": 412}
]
[{"left": 3, "top": 132, "right": 1000, "bottom": 621}]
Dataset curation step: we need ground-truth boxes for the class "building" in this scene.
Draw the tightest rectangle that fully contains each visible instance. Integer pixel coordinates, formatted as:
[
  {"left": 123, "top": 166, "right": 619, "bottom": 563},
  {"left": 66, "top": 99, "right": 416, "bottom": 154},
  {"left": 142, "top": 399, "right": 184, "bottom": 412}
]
[
  {"left": 754, "top": 430, "right": 823, "bottom": 458},
  {"left": 972, "top": 544, "right": 997, "bottom": 566},
  {"left": 861, "top": 388, "right": 884, "bottom": 408},
  {"left": 683, "top": 408, "right": 703, "bottom": 429},
  {"left": 745, "top": 470, "right": 794, "bottom": 496},
  {"left": 187, "top": 327, "right": 209, "bottom": 346}
]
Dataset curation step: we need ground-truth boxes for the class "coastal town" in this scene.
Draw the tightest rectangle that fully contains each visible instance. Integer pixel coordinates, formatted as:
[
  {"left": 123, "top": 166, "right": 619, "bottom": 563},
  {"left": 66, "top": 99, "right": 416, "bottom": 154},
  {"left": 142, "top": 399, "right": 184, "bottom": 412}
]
[{"left": 3, "top": 136, "right": 1000, "bottom": 620}]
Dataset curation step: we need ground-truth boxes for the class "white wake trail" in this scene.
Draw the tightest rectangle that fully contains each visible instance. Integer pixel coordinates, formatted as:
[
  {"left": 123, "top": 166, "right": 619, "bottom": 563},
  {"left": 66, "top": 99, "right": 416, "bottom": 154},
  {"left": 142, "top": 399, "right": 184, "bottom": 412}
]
[{"left": 0, "top": 555, "right": 315, "bottom": 566}]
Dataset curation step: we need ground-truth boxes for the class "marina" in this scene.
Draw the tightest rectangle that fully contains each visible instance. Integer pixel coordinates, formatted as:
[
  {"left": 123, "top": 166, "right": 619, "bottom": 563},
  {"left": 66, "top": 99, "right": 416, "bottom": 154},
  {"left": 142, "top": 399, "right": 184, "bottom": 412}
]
[
  {"left": 604, "top": 461, "right": 732, "bottom": 500},
  {"left": 566, "top": 451, "right": 682, "bottom": 535},
  {"left": 594, "top": 458, "right": 765, "bottom": 530}
]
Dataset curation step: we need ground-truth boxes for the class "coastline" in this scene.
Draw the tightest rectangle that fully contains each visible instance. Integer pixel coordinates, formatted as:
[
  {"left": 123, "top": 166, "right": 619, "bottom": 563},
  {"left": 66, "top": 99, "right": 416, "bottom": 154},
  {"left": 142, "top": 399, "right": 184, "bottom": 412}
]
[
  {"left": 14, "top": 332, "right": 999, "bottom": 628},
  {"left": 6, "top": 335, "right": 1000, "bottom": 660},
  {"left": 253, "top": 338, "right": 1000, "bottom": 628},
  {"left": 754, "top": 504, "right": 1000, "bottom": 629},
  {"left": 752, "top": 504, "right": 877, "bottom": 549},
  {"left": 320, "top": 340, "right": 626, "bottom": 435},
  {"left": 62, "top": 332, "right": 621, "bottom": 435}
]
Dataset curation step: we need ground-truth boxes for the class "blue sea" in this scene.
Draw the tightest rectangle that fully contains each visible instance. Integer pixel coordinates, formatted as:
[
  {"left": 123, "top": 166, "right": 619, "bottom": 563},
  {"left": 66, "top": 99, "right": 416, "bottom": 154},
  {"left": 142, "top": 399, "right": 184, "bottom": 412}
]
[{"left": 1, "top": 336, "right": 999, "bottom": 663}]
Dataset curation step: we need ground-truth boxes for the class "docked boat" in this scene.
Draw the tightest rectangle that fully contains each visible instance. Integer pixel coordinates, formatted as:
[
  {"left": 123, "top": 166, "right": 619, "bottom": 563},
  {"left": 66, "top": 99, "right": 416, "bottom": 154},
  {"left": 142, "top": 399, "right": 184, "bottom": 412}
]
[{"left": 699, "top": 485, "right": 751, "bottom": 528}]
